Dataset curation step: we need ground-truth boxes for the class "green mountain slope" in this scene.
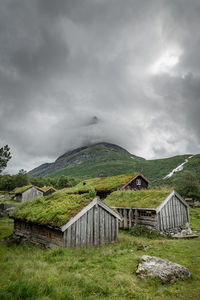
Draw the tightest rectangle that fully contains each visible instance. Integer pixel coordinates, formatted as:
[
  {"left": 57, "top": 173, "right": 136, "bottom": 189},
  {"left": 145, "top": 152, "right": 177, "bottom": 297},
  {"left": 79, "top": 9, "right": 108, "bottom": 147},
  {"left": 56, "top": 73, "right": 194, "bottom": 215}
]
[
  {"left": 28, "top": 142, "right": 200, "bottom": 186},
  {"left": 28, "top": 143, "right": 143, "bottom": 178}
]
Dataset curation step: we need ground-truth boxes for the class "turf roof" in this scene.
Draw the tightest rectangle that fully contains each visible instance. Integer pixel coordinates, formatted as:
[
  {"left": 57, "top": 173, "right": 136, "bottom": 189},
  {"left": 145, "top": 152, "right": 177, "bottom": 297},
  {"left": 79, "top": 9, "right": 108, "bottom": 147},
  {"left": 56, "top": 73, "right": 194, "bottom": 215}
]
[
  {"left": 104, "top": 189, "right": 173, "bottom": 209},
  {"left": 14, "top": 185, "right": 34, "bottom": 194},
  {"left": 11, "top": 191, "right": 94, "bottom": 227},
  {"left": 40, "top": 186, "right": 57, "bottom": 193},
  {"left": 65, "top": 173, "right": 139, "bottom": 194}
]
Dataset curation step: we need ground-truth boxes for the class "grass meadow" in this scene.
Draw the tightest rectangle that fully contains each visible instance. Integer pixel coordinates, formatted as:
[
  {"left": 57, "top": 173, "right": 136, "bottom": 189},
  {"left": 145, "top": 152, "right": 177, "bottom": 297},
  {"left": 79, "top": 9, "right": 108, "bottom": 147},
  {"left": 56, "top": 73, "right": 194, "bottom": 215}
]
[{"left": 0, "top": 209, "right": 199, "bottom": 300}]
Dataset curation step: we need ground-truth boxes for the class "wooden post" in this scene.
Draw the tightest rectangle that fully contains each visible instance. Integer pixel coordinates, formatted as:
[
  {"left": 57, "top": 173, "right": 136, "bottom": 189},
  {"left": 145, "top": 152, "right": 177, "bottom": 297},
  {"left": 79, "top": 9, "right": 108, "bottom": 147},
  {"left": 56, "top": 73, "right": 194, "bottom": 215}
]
[
  {"left": 120, "top": 208, "right": 123, "bottom": 229},
  {"left": 134, "top": 209, "right": 138, "bottom": 226},
  {"left": 128, "top": 209, "right": 132, "bottom": 229},
  {"left": 124, "top": 209, "right": 127, "bottom": 229},
  {"left": 63, "top": 231, "right": 66, "bottom": 247},
  {"left": 115, "top": 218, "right": 118, "bottom": 239}
]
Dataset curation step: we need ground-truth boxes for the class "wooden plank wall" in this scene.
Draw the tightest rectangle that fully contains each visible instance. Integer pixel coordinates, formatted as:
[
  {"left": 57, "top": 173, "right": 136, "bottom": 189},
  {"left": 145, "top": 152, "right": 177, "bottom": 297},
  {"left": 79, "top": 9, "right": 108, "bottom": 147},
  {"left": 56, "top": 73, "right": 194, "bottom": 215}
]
[
  {"left": 14, "top": 220, "right": 63, "bottom": 248},
  {"left": 64, "top": 205, "right": 118, "bottom": 247},
  {"left": 158, "top": 195, "right": 189, "bottom": 231},
  {"left": 22, "top": 187, "right": 43, "bottom": 202},
  {"left": 114, "top": 208, "right": 157, "bottom": 229}
]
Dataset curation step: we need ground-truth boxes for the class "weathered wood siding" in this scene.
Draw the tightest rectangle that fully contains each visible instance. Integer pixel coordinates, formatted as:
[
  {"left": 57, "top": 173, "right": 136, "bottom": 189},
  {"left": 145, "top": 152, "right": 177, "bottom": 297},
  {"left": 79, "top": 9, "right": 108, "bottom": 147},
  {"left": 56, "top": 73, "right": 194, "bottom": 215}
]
[
  {"left": 22, "top": 187, "right": 43, "bottom": 202},
  {"left": 114, "top": 207, "right": 157, "bottom": 229},
  {"left": 43, "top": 189, "right": 56, "bottom": 197},
  {"left": 123, "top": 176, "right": 148, "bottom": 190},
  {"left": 14, "top": 220, "right": 63, "bottom": 248},
  {"left": 15, "top": 187, "right": 43, "bottom": 202},
  {"left": 64, "top": 204, "right": 118, "bottom": 247},
  {"left": 158, "top": 195, "right": 189, "bottom": 231}
]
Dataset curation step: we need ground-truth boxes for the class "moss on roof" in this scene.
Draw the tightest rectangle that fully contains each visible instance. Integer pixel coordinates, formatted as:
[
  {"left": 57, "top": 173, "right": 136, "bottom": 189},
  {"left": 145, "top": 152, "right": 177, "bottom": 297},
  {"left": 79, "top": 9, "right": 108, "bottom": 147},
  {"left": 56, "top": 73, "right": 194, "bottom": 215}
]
[
  {"left": 65, "top": 173, "right": 139, "bottom": 194},
  {"left": 40, "top": 186, "right": 57, "bottom": 193},
  {"left": 104, "top": 189, "right": 173, "bottom": 209},
  {"left": 11, "top": 191, "right": 94, "bottom": 227},
  {"left": 14, "top": 185, "right": 34, "bottom": 194}
]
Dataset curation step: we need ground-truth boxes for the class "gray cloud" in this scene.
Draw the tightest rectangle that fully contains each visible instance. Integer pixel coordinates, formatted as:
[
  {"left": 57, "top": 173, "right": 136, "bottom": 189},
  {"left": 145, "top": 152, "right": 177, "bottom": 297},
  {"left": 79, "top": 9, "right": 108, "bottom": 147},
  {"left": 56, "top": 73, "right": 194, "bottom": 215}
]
[{"left": 0, "top": 0, "right": 200, "bottom": 173}]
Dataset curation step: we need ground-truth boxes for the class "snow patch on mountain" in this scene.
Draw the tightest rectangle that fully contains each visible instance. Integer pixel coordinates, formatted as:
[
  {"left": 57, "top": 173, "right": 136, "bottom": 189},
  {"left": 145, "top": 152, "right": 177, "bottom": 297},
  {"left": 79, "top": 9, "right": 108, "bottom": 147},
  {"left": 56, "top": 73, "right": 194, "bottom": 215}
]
[{"left": 164, "top": 155, "right": 194, "bottom": 179}]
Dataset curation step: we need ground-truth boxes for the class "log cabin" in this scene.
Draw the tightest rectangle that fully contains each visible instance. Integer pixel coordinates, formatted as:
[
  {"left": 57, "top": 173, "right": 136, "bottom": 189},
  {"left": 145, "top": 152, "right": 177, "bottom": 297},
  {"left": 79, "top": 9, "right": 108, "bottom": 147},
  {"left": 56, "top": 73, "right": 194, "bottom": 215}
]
[
  {"left": 14, "top": 185, "right": 43, "bottom": 202},
  {"left": 40, "top": 186, "right": 57, "bottom": 196},
  {"left": 105, "top": 189, "right": 190, "bottom": 232},
  {"left": 65, "top": 173, "right": 149, "bottom": 199},
  {"left": 11, "top": 192, "right": 122, "bottom": 248}
]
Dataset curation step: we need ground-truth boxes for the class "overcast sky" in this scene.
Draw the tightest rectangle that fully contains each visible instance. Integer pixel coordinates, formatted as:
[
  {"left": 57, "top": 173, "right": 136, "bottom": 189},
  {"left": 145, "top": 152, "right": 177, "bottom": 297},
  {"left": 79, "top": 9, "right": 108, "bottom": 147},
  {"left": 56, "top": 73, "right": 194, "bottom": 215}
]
[{"left": 1, "top": 0, "right": 200, "bottom": 174}]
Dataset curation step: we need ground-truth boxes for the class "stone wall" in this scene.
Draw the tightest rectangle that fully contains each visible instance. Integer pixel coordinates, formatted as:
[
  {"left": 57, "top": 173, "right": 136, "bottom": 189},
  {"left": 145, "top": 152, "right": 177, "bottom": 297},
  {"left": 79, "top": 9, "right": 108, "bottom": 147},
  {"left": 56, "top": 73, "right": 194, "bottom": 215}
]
[{"left": 0, "top": 203, "right": 19, "bottom": 217}]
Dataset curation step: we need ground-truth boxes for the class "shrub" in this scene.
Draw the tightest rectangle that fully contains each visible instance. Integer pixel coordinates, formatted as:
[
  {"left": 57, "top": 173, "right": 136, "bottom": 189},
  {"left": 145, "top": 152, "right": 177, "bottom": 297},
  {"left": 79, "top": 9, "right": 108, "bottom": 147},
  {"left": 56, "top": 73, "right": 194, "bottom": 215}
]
[
  {"left": 88, "top": 188, "right": 96, "bottom": 198},
  {"left": 129, "top": 225, "right": 162, "bottom": 239}
]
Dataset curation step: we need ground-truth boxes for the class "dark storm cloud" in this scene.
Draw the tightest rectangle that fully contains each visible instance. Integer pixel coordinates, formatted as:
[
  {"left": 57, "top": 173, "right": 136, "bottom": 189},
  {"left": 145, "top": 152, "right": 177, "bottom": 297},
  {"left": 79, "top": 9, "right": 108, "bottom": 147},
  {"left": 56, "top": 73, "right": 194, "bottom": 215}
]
[{"left": 0, "top": 0, "right": 200, "bottom": 173}]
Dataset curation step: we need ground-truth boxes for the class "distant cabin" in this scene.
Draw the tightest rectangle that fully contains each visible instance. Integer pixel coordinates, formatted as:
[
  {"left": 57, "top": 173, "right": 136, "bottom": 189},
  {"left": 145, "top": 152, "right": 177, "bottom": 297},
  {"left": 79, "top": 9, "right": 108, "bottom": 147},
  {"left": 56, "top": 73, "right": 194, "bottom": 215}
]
[
  {"left": 119, "top": 173, "right": 149, "bottom": 191},
  {"left": 105, "top": 189, "right": 190, "bottom": 232},
  {"left": 184, "top": 198, "right": 195, "bottom": 208},
  {"left": 14, "top": 185, "right": 43, "bottom": 202},
  {"left": 66, "top": 173, "right": 149, "bottom": 199},
  {"left": 40, "top": 186, "right": 57, "bottom": 197},
  {"left": 11, "top": 193, "right": 122, "bottom": 248}
]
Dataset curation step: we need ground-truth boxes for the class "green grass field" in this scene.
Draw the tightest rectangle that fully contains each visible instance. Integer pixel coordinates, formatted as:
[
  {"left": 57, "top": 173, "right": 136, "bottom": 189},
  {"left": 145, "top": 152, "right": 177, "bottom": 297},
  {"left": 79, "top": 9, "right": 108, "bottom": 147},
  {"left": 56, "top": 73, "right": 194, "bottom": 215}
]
[
  {"left": 0, "top": 210, "right": 199, "bottom": 300},
  {"left": 190, "top": 207, "right": 200, "bottom": 230}
]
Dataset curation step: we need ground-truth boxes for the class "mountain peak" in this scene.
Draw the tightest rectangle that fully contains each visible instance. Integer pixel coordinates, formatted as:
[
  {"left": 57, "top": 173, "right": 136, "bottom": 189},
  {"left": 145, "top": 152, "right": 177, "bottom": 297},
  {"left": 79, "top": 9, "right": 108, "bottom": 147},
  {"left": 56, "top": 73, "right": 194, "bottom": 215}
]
[{"left": 28, "top": 142, "right": 139, "bottom": 177}]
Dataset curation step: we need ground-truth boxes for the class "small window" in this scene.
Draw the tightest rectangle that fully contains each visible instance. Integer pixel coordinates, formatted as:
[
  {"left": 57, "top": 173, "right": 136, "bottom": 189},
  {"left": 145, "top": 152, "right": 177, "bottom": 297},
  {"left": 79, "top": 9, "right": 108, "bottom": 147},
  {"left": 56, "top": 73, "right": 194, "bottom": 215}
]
[{"left": 136, "top": 179, "right": 141, "bottom": 186}]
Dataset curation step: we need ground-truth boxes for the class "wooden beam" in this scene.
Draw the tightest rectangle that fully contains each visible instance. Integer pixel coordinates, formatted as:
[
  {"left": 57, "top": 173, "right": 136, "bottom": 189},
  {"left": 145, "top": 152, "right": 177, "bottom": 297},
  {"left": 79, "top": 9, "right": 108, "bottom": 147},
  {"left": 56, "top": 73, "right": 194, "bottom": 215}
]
[{"left": 134, "top": 209, "right": 138, "bottom": 226}]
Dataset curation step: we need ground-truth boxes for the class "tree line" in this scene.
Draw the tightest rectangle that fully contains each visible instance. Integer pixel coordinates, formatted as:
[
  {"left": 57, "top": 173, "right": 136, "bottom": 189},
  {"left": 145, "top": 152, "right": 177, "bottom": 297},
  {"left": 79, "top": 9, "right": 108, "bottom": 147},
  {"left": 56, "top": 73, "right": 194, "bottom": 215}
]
[
  {"left": 0, "top": 145, "right": 78, "bottom": 191},
  {"left": 0, "top": 145, "right": 200, "bottom": 200},
  {"left": 0, "top": 170, "right": 79, "bottom": 191}
]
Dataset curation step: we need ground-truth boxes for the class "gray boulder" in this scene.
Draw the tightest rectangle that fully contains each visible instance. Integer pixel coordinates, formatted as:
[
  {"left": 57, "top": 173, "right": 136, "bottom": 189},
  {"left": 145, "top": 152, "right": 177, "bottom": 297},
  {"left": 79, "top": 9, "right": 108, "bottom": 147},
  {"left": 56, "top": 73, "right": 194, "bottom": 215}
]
[{"left": 136, "top": 255, "right": 191, "bottom": 283}]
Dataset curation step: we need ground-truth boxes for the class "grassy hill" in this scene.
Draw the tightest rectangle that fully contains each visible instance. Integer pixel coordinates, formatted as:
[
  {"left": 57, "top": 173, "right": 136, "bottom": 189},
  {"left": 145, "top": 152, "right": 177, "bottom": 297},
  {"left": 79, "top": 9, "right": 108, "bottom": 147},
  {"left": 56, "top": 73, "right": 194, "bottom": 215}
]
[{"left": 28, "top": 143, "right": 200, "bottom": 186}]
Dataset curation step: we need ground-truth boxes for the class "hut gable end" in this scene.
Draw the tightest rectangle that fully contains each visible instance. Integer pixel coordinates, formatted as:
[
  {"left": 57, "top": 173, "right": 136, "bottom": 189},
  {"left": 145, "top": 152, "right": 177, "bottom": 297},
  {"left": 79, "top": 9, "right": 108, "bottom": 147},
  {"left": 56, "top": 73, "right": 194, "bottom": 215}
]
[
  {"left": 156, "top": 190, "right": 189, "bottom": 213},
  {"left": 157, "top": 190, "right": 190, "bottom": 231},
  {"left": 120, "top": 174, "right": 149, "bottom": 191},
  {"left": 21, "top": 186, "right": 43, "bottom": 202},
  {"left": 61, "top": 198, "right": 121, "bottom": 232},
  {"left": 14, "top": 185, "right": 43, "bottom": 202},
  {"left": 63, "top": 199, "right": 121, "bottom": 247}
]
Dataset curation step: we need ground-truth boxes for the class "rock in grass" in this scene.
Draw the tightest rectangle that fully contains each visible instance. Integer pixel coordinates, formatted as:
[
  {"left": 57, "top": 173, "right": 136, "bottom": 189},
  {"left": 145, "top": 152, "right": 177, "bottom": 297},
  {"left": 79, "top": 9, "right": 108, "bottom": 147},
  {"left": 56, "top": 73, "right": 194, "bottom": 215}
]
[
  {"left": 136, "top": 255, "right": 191, "bottom": 283},
  {"left": 136, "top": 244, "right": 153, "bottom": 251}
]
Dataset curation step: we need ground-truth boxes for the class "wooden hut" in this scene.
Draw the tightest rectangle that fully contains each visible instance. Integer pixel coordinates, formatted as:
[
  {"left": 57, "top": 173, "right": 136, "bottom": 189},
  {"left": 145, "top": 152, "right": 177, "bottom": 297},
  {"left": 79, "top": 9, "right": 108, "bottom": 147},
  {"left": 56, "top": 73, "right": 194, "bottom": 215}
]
[
  {"left": 105, "top": 189, "right": 190, "bottom": 232},
  {"left": 14, "top": 185, "right": 43, "bottom": 202},
  {"left": 184, "top": 198, "right": 195, "bottom": 208},
  {"left": 66, "top": 173, "right": 149, "bottom": 199},
  {"left": 11, "top": 192, "right": 122, "bottom": 248},
  {"left": 40, "top": 186, "right": 57, "bottom": 196}
]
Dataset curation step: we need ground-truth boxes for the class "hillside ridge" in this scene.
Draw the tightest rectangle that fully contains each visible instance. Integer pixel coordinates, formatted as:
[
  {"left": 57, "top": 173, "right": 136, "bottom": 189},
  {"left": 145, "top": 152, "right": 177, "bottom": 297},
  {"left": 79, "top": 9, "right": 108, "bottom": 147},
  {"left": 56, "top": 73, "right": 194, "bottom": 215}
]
[
  {"left": 28, "top": 142, "right": 200, "bottom": 186},
  {"left": 28, "top": 142, "right": 141, "bottom": 177}
]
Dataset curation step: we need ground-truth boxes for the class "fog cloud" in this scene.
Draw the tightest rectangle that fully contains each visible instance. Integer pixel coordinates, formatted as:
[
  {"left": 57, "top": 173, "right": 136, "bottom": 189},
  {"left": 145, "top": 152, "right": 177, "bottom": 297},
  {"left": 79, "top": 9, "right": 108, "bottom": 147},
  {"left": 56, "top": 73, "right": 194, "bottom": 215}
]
[{"left": 0, "top": 0, "right": 200, "bottom": 173}]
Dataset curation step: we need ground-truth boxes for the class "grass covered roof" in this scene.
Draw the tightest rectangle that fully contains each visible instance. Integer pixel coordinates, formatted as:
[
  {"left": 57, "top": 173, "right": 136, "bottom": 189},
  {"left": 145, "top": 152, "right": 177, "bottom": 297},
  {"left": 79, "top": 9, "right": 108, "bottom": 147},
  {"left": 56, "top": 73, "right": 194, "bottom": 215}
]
[
  {"left": 14, "top": 185, "right": 34, "bottom": 194},
  {"left": 40, "top": 186, "right": 57, "bottom": 193},
  {"left": 65, "top": 173, "right": 139, "bottom": 194},
  {"left": 11, "top": 191, "right": 94, "bottom": 227},
  {"left": 104, "top": 189, "right": 173, "bottom": 209}
]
